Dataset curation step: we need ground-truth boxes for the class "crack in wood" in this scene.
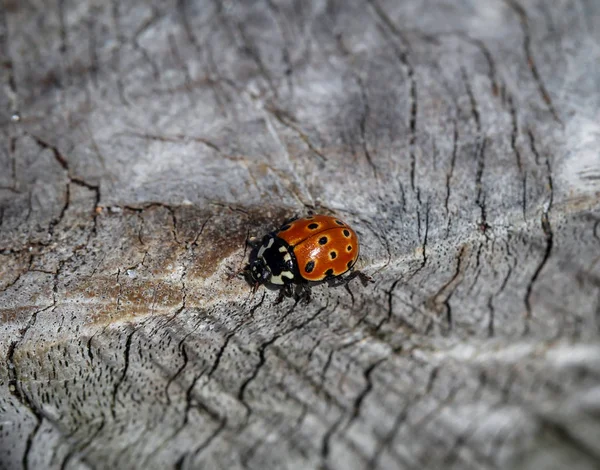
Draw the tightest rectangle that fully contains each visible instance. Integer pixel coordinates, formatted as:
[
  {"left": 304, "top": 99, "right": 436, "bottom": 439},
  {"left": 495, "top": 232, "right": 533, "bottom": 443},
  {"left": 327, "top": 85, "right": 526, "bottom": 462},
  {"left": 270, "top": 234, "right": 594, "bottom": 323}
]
[
  {"left": 523, "top": 130, "right": 554, "bottom": 334},
  {"left": 429, "top": 245, "right": 469, "bottom": 331},
  {"left": 444, "top": 118, "right": 459, "bottom": 218},
  {"left": 508, "top": 95, "right": 528, "bottom": 220},
  {"left": 2, "top": 0, "right": 598, "bottom": 467},
  {"left": 505, "top": 0, "right": 563, "bottom": 125},
  {"left": 266, "top": 106, "right": 328, "bottom": 162},
  {"left": 369, "top": 0, "right": 418, "bottom": 192}
]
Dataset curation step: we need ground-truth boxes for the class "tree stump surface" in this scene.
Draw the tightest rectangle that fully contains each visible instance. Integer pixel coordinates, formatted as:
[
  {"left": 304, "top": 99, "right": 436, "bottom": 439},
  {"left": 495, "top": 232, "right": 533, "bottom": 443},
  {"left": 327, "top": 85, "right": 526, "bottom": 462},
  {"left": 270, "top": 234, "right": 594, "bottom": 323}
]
[{"left": 1, "top": 0, "right": 600, "bottom": 469}]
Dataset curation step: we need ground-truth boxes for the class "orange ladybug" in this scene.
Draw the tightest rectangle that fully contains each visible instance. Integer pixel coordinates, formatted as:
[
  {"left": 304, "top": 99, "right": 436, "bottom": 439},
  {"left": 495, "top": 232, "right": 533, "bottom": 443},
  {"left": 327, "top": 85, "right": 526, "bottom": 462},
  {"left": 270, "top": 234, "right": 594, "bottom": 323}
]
[{"left": 245, "top": 214, "right": 370, "bottom": 302}]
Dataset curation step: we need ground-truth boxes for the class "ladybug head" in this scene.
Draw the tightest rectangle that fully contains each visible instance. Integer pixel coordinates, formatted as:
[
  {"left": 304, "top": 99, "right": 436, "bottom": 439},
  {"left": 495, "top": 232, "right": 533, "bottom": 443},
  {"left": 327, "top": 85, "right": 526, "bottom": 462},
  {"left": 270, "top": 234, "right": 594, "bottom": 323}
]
[{"left": 247, "top": 257, "right": 271, "bottom": 285}]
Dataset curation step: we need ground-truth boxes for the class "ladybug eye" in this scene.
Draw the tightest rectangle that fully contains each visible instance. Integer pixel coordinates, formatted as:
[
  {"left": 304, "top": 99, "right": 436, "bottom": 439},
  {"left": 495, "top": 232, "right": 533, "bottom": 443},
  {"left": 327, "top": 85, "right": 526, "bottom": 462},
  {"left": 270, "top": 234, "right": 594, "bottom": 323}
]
[
  {"left": 305, "top": 260, "right": 315, "bottom": 273},
  {"left": 347, "top": 245, "right": 352, "bottom": 251},
  {"left": 330, "top": 251, "right": 337, "bottom": 259},
  {"left": 343, "top": 229, "right": 351, "bottom": 238},
  {"left": 308, "top": 223, "right": 319, "bottom": 230},
  {"left": 318, "top": 236, "right": 328, "bottom": 245}
]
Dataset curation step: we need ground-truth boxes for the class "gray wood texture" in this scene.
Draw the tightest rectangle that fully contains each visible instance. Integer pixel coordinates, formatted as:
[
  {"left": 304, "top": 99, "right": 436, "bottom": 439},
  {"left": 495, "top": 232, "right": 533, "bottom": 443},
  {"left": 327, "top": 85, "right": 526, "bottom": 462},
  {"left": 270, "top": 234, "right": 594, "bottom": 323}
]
[{"left": 1, "top": 0, "right": 600, "bottom": 469}]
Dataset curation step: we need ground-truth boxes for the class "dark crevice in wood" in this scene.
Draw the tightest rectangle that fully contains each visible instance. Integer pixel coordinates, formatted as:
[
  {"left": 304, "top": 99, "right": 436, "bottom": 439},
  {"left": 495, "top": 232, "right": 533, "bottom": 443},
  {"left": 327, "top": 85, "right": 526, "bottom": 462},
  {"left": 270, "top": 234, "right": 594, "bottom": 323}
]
[
  {"left": 237, "top": 298, "right": 331, "bottom": 417},
  {"left": 7, "top": 303, "right": 56, "bottom": 469},
  {"left": 505, "top": 0, "right": 563, "bottom": 125},
  {"left": 461, "top": 68, "right": 490, "bottom": 240},
  {"left": 133, "top": 18, "right": 162, "bottom": 81},
  {"left": 475, "top": 139, "right": 489, "bottom": 238},
  {"left": 22, "top": 418, "right": 43, "bottom": 470},
  {"left": 168, "top": 33, "right": 196, "bottom": 103},
  {"left": 380, "top": 278, "right": 419, "bottom": 334},
  {"left": 177, "top": 0, "right": 201, "bottom": 53},
  {"left": 467, "top": 242, "right": 484, "bottom": 296},
  {"left": 221, "top": 0, "right": 278, "bottom": 100},
  {"left": 368, "top": 0, "right": 418, "bottom": 192},
  {"left": 430, "top": 245, "right": 469, "bottom": 332},
  {"left": 368, "top": 407, "right": 409, "bottom": 470},
  {"left": 537, "top": 415, "right": 600, "bottom": 462},
  {"left": 188, "top": 419, "right": 228, "bottom": 464},
  {"left": 123, "top": 130, "right": 222, "bottom": 153},
  {"left": 144, "top": 359, "right": 222, "bottom": 465},
  {"left": 207, "top": 292, "right": 266, "bottom": 379},
  {"left": 0, "top": 7, "right": 18, "bottom": 112},
  {"left": 454, "top": 31, "right": 500, "bottom": 98},
  {"left": 110, "top": 324, "right": 136, "bottom": 418},
  {"left": 508, "top": 94, "right": 528, "bottom": 220},
  {"left": 165, "top": 343, "right": 190, "bottom": 406},
  {"left": 523, "top": 129, "right": 554, "bottom": 334},
  {"left": 397, "top": 181, "right": 406, "bottom": 214},
  {"left": 461, "top": 67, "right": 481, "bottom": 132},
  {"left": 0, "top": 251, "right": 34, "bottom": 293},
  {"left": 29, "top": 133, "right": 101, "bottom": 239},
  {"left": 59, "top": 416, "right": 106, "bottom": 470},
  {"left": 110, "top": 0, "right": 130, "bottom": 106},
  {"left": 319, "top": 348, "right": 335, "bottom": 387},
  {"left": 265, "top": 0, "right": 294, "bottom": 93},
  {"left": 57, "top": 0, "right": 68, "bottom": 56},
  {"left": 182, "top": 0, "right": 233, "bottom": 117},
  {"left": 86, "top": 13, "right": 99, "bottom": 87},
  {"left": 488, "top": 263, "right": 514, "bottom": 337},
  {"left": 319, "top": 411, "right": 345, "bottom": 467},
  {"left": 266, "top": 106, "right": 328, "bottom": 162},
  {"left": 347, "top": 357, "right": 387, "bottom": 425},
  {"left": 444, "top": 118, "right": 459, "bottom": 218},
  {"left": 356, "top": 75, "right": 378, "bottom": 178},
  {"left": 421, "top": 200, "right": 430, "bottom": 270}
]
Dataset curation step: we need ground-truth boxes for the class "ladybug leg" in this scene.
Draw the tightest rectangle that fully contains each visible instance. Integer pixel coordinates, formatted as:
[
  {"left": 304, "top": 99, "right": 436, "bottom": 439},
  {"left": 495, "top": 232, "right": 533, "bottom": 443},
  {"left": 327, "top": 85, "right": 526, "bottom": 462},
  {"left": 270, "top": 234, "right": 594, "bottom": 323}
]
[
  {"left": 280, "top": 215, "right": 299, "bottom": 227},
  {"left": 246, "top": 236, "right": 262, "bottom": 249},
  {"left": 228, "top": 232, "right": 254, "bottom": 281},
  {"left": 274, "top": 288, "right": 286, "bottom": 305},
  {"left": 327, "top": 270, "right": 373, "bottom": 288},
  {"left": 282, "top": 207, "right": 316, "bottom": 227},
  {"left": 355, "top": 270, "right": 374, "bottom": 286},
  {"left": 275, "top": 283, "right": 294, "bottom": 304},
  {"left": 294, "top": 283, "right": 311, "bottom": 304},
  {"left": 227, "top": 265, "right": 248, "bottom": 281},
  {"left": 325, "top": 276, "right": 346, "bottom": 288}
]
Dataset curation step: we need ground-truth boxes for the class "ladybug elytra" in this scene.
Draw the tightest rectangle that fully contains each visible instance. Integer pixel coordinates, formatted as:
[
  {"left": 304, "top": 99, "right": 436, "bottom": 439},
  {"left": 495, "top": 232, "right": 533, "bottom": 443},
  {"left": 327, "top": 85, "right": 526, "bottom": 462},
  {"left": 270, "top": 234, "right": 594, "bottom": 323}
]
[{"left": 244, "top": 214, "right": 369, "bottom": 302}]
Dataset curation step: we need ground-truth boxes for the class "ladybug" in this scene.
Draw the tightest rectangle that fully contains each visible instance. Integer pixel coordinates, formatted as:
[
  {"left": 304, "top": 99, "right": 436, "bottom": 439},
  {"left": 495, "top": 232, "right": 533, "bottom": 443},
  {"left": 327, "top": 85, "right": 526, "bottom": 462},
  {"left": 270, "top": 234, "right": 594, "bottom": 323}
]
[{"left": 244, "top": 214, "right": 370, "bottom": 302}]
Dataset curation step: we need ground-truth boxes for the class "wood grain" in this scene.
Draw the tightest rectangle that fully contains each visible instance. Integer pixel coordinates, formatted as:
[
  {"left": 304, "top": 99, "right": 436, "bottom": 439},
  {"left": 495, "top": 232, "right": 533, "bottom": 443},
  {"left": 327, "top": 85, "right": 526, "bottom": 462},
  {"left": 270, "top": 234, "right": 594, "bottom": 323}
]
[{"left": 1, "top": 1, "right": 599, "bottom": 469}]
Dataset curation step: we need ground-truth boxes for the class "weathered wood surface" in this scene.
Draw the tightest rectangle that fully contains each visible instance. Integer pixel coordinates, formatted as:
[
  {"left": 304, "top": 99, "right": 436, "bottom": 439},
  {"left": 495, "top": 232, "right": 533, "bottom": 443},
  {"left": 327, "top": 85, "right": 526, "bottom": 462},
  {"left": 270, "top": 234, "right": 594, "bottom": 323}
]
[{"left": 1, "top": 0, "right": 600, "bottom": 469}]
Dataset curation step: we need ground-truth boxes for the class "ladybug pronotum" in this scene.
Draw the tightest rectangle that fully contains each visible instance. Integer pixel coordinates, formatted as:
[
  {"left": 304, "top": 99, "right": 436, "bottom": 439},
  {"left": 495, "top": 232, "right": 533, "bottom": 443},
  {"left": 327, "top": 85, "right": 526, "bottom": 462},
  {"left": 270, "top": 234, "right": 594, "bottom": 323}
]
[{"left": 244, "top": 214, "right": 370, "bottom": 302}]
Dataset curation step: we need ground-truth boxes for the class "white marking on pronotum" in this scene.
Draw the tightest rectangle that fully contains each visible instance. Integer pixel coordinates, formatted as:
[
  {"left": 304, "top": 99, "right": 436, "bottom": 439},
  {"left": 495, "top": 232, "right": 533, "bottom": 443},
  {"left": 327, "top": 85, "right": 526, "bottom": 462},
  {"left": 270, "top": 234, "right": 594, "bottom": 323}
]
[
  {"left": 257, "top": 237, "right": 274, "bottom": 259},
  {"left": 270, "top": 270, "right": 294, "bottom": 285}
]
